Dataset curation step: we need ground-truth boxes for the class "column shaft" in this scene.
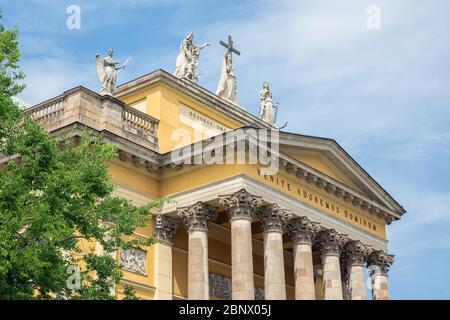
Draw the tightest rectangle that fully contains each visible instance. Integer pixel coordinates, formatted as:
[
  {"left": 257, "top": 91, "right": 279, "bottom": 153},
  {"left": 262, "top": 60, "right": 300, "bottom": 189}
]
[
  {"left": 231, "top": 218, "right": 255, "bottom": 300},
  {"left": 349, "top": 264, "right": 367, "bottom": 300},
  {"left": 154, "top": 242, "right": 173, "bottom": 300},
  {"left": 178, "top": 202, "right": 216, "bottom": 300},
  {"left": 188, "top": 229, "right": 209, "bottom": 299},
  {"left": 263, "top": 230, "right": 286, "bottom": 300},
  {"left": 368, "top": 250, "right": 393, "bottom": 300},
  {"left": 322, "top": 253, "right": 343, "bottom": 300},
  {"left": 293, "top": 242, "right": 315, "bottom": 300}
]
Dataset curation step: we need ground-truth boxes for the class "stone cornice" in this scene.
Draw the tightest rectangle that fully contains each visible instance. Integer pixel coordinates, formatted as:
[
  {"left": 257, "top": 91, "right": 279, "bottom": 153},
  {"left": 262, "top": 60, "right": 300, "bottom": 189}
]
[
  {"left": 279, "top": 154, "right": 402, "bottom": 224},
  {"left": 279, "top": 132, "right": 406, "bottom": 216},
  {"left": 114, "top": 69, "right": 274, "bottom": 130}
]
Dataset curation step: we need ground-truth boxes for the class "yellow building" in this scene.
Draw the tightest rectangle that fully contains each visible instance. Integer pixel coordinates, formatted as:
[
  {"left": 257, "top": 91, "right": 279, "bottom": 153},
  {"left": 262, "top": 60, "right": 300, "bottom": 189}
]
[{"left": 26, "top": 69, "right": 405, "bottom": 300}]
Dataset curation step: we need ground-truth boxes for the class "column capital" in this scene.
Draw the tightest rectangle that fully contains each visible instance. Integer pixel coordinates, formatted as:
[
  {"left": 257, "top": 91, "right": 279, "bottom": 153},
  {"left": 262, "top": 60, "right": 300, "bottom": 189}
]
[
  {"left": 344, "top": 240, "right": 371, "bottom": 266},
  {"left": 318, "top": 229, "right": 348, "bottom": 256},
  {"left": 153, "top": 214, "right": 178, "bottom": 243},
  {"left": 257, "top": 203, "right": 292, "bottom": 233},
  {"left": 219, "top": 188, "right": 262, "bottom": 221},
  {"left": 177, "top": 202, "right": 217, "bottom": 233},
  {"left": 368, "top": 250, "right": 394, "bottom": 276},
  {"left": 287, "top": 216, "right": 320, "bottom": 245}
]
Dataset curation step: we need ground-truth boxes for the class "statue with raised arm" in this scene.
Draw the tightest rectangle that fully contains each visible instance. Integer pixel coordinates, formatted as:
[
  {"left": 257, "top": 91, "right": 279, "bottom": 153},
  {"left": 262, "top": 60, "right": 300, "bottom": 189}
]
[
  {"left": 95, "top": 49, "right": 130, "bottom": 96},
  {"left": 259, "top": 81, "right": 279, "bottom": 124},
  {"left": 174, "top": 32, "right": 209, "bottom": 82}
]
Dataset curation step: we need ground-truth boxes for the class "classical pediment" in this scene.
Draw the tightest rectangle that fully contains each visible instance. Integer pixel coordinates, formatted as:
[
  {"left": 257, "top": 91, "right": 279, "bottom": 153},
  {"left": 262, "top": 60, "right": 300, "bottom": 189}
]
[{"left": 278, "top": 131, "right": 405, "bottom": 216}]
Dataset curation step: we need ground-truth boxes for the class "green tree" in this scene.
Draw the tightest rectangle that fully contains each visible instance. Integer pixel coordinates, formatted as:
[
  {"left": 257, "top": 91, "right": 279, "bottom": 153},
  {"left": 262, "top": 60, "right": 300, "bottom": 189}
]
[{"left": 0, "top": 13, "right": 168, "bottom": 299}]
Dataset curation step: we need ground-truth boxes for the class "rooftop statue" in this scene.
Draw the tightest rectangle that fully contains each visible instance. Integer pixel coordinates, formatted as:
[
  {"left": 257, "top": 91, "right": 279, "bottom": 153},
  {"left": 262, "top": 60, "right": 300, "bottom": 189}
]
[
  {"left": 216, "top": 35, "right": 240, "bottom": 104},
  {"left": 174, "top": 32, "right": 209, "bottom": 82},
  {"left": 259, "top": 81, "right": 279, "bottom": 125},
  {"left": 95, "top": 49, "right": 130, "bottom": 96}
]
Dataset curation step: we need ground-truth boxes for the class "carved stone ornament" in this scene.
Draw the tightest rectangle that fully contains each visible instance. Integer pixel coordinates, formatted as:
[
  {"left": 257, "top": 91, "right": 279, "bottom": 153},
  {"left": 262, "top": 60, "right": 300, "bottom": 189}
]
[
  {"left": 318, "top": 229, "right": 348, "bottom": 256},
  {"left": 368, "top": 250, "right": 394, "bottom": 275},
  {"left": 343, "top": 240, "right": 371, "bottom": 266},
  {"left": 257, "top": 203, "right": 292, "bottom": 233},
  {"left": 177, "top": 202, "right": 217, "bottom": 233},
  {"left": 286, "top": 216, "right": 320, "bottom": 245},
  {"left": 120, "top": 247, "right": 146, "bottom": 275},
  {"left": 219, "top": 189, "right": 262, "bottom": 220},
  {"left": 209, "top": 272, "right": 265, "bottom": 300},
  {"left": 153, "top": 214, "right": 178, "bottom": 243}
]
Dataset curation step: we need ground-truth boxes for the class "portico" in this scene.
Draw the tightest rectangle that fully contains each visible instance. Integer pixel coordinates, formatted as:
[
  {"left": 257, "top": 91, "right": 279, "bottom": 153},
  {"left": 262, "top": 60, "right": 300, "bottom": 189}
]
[{"left": 24, "top": 68, "right": 404, "bottom": 300}]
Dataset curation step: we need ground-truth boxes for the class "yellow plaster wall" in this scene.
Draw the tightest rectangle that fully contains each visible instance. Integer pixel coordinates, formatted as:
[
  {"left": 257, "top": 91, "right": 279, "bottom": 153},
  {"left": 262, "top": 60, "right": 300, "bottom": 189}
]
[
  {"left": 109, "top": 162, "right": 159, "bottom": 198},
  {"left": 120, "top": 83, "right": 242, "bottom": 153}
]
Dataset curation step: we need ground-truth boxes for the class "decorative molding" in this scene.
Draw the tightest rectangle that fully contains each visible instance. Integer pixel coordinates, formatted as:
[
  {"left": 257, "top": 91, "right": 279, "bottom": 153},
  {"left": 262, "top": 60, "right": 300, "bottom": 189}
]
[
  {"left": 219, "top": 188, "right": 262, "bottom": 221},
  {"left": 177, "top": 201, "right": 217, "bottom": 232},
  {"left": 153, "top": 214, "right": 178, "bottom": 243},
  {"left": 368, "top": 250, "right": 394, "bottom": 276},
  {"left": 318, "top": 229, "right": 348, "bottom": 256},
  {"left": 257, "top": 203, "right": 292, "bottom": 233},
  {"left": 287, "top": 216, "right": 320, "bottom": 245},
  {"left": 120, "top": 247, "right": 146, "bottom": 275},
  {"left": 161, "top": 175, "right": 389, "bottom": 250},
  {"left": 343, "top": 240, "right": 371, "bottom": 266},
  {"left": 208, "top": 272, "right": 265, "bottom": 300}
]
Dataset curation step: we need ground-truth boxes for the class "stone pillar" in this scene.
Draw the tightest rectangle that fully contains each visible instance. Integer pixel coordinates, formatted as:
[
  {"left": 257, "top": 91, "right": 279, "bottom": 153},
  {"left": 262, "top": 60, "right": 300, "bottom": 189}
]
[
  {"left": 287, "top": 216, "right": 319, "bottom": 300},
  {"left": 178, "top": 202, "right": 217, "bottom": 300},
  {"left": 220, "top": 189, "right": 262, "bottom": 300},
  {"left": 257, "top": 204, "right": 291, "bottom": 300},
  {"left": 318, "top": 229, "right": 347, "bottom": 300},
  {"left": 153, "top": 215, "right": 178, "bottom": 300},
  {"left": 368, "top": 250, "right": 394, "bottom": 300},
  {"left": 340, "top": 257, "right": 349, "bottom": 300},
  {"left": 343, "top": 240, "right": 370, "bottom": 300}
]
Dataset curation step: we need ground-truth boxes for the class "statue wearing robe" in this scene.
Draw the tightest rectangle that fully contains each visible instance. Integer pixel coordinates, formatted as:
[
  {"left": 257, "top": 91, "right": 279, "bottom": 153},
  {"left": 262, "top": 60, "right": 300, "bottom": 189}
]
[
  {"left": 259, "top": 81, "right": 277, "bottom": 124},
  {"left": 216, "top": 50, "right": 237, "bottom": 104},
  {"left": 174, "top": 32, "right": 209, "bottom": 82}
]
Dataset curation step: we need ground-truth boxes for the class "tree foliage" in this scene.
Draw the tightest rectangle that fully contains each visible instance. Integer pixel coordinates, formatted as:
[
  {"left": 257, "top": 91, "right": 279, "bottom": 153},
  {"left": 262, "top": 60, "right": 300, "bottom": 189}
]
[{"left": 0, "top": 13, "right": 168, "bottom": 299}]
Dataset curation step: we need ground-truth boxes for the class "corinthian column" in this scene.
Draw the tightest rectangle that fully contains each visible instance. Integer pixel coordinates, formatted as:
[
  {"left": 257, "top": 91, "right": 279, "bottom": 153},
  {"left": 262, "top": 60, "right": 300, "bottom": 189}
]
[
  {"left": 178, "top": 202, "right": 217, "bottom": 300},
  {"left": 287, "top": 216, "right": 319, "bottom": 300},
  {"left": 343, "top": 241, "right": 370, "bottom": 300},
  {"left": 318, "top": 229, "right": 347, "bottom": 300},
  {"left": 368, "top": 250, "right": 394, "bottom": 300},
  {"left": 220, "top": 189, "right": 262, "bottom": 300},
  {"left": 153, "top": 215, "right": 178, "bottom": 300},
  {"left": 257, "top": 204, "right": 291, "bottom": 300}
]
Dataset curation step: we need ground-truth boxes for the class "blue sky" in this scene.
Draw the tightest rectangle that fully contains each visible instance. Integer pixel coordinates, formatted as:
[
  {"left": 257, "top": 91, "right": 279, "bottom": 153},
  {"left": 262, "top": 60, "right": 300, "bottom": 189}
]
[{"left": 1, "top": 0, "right": 450, "bottom": 299}]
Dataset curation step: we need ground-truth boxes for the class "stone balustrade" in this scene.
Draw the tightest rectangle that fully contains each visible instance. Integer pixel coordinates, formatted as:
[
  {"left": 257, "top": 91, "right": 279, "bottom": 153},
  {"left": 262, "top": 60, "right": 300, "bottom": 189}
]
[{"left": 24, "top": 86, "right": 159, "bottom": 151}]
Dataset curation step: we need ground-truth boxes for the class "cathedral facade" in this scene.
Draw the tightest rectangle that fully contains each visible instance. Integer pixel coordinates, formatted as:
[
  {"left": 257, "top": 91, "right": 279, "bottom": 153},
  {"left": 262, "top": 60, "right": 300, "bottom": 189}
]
[{"left": 25, "top": 67, "right": 405, "bottom": 300}]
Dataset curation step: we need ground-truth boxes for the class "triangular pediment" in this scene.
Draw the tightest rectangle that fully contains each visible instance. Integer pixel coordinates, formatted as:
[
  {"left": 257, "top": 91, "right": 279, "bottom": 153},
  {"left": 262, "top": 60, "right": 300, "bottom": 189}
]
[
  {"left": 279, "top": 132, "right": 405, "bottom": 216},
  {"left": 283, "top": 148, "right": 363, "bottom": 193}
]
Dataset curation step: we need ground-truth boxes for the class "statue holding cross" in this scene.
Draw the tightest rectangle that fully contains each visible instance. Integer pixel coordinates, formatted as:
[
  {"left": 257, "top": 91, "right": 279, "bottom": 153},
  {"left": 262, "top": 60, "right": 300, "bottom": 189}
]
[{"left": 216, "top": 35, "right": 240, "bottom": 104}]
